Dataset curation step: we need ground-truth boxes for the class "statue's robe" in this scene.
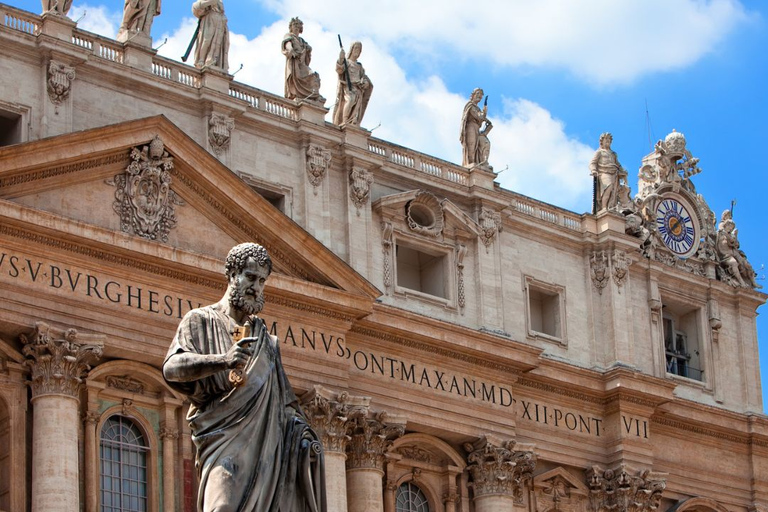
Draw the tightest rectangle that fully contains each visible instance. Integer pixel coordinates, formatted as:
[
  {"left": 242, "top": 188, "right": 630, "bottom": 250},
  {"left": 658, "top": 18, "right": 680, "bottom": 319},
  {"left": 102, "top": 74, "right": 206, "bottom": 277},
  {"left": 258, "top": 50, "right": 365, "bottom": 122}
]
[
  {"left": 192, "top": 0, "right": 229, "bottom": 71},
  {"left": 282, "top": 33, "right": 319, "bottom": 100},
  {"left": 164, "top": 306, "right": 326, "bottom": 512}
]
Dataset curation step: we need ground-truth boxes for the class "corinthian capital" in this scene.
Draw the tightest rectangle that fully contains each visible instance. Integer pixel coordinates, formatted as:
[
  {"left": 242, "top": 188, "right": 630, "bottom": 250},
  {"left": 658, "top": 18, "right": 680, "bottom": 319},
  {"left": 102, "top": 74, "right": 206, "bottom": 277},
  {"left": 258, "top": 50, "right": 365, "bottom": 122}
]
[
  {"left": 21, "top": 322, "right": 103, "bottom": 399},
  {"left": 585, "top": 464, "right": 666, "bottom": 512},
  {"left": 465, "top": 435, "right": 536, "bottom": 502},
  {"left": 346, "top": 411, "right": 405, "bottom": 471},
  {"left": 301, "top": 385, "right": 370, "bottom": 453}
]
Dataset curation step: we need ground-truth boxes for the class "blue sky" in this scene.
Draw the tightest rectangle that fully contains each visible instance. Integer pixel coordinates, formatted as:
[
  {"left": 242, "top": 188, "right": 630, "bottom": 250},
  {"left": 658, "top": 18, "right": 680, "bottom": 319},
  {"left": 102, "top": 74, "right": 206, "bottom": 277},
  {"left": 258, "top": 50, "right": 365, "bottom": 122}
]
[{"left": 9, "top": 0, "right": 768, "bottom": 410}]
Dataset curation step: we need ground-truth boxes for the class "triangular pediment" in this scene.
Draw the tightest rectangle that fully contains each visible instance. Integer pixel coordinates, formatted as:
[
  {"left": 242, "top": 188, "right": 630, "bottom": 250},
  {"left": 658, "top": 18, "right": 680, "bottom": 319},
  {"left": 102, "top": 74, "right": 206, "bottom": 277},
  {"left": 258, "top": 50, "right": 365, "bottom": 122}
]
[
  {"left": 533, "top": 467, "right": 589, "bottom": 496},
  {"left": 0, "top": 115, "right": 379, "bottom": 305}
]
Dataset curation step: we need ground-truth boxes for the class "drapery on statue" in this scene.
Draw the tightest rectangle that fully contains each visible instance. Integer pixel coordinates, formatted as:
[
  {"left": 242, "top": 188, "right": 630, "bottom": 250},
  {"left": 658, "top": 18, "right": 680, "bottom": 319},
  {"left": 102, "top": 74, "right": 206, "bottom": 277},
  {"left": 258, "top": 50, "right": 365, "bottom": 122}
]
[
  {"left": 163, "top": 243, "right": 327, "bottom": 512},
  {"left": 282, "top": 18, "right": 324, "bottom": 102},
  {"left": 117, "top": 0, "right": 161, "bottom": 43},
  {"left": 42, "top": 0, "right": 72, "bottom": 15},
  {"left": 460, "top": 88, "right": 491, "bottom": 167},
  {"left": 332, "top": 41, "right": 373, "bottom": 126},
  {"left": 191, "top": 0, "right": 229, "bottom": 71},
  {"left": 715, "top": 210, "right": 759, "bottom": 288},
  {"left": 590, "top": 132, "right": 627, "bottom": 213}
]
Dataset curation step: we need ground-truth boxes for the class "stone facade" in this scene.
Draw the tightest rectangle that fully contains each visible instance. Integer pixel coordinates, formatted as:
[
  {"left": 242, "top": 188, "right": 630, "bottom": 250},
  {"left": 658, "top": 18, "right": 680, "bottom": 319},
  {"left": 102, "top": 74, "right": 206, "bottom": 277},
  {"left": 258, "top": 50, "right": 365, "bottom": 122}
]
[{"left": 0, "top": 4, "right": 766, "bottom": 512}]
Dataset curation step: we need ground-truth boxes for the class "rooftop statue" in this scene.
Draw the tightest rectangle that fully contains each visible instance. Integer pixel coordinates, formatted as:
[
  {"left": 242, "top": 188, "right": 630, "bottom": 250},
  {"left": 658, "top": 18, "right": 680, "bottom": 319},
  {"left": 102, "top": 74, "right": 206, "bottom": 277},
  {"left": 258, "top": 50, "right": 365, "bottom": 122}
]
[
  {"left": 117, "top": 0, "right": 161, "bottom": 44},
  {"left": 332, "top": 40, "right": 373, "bottom": 126},
  {"left": 590, "top": 132, "right": 627, "bottom": 213},
  {"left": 190, "top": 0, "right": 229, "bottom": 71},
  {"left": 460, "top": 88, "right": 492, "bottom": 167},
  {"left": 282, "top": 18, "right": 324, "bottom": 102},
  {"left": 163, "top": 243, "right": 327, "bottom": 512},
  {"left": 42, "top": 0, "right": 71, "bottom": 16},
  {"left": 716, "top": 210, "right": 759, "bottom": 289}
]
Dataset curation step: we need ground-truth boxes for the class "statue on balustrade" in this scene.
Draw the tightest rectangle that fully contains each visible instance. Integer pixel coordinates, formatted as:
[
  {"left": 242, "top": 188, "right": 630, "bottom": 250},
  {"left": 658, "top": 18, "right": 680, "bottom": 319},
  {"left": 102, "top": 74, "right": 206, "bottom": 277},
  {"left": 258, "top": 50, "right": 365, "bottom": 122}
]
[
  {"left": 191, "top": 0, "right": 229, "bottom": 71},
  {"left": 590, "top": 132, "right": 627, "bottom": 213},
  {"left": 333, "top": 41, "right": 373, "bottom": 126},
  {"left": 460, "top": 88, "right": 491, "bottom": 167},
  {"left": 715, "top": 210, "right": 759, "bottom": 289},
  {"left": 282, "top": 17, "right": 324, "bottom": 102},
  {"left": 117, "top": 0, "right": 161, "bottom": 44},
  {"left": 163, "top": 243, "right": 327, "bottom": 512},
  {"left": 42, "top": 0, "right": 72, "bottom": 16}
]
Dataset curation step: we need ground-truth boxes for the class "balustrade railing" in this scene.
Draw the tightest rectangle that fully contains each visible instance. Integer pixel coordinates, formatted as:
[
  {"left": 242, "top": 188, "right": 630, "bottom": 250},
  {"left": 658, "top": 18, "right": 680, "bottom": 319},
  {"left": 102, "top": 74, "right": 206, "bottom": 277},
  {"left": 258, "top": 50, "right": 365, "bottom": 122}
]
[
  {"left": 2, "top": 6, "right": 40, "bottom": 35},
  {"left": 512, "top": 198, "right": 582, "bottom": 232},
  {"left": 367, "top": 138, "right": 470, "bottom": 186}
]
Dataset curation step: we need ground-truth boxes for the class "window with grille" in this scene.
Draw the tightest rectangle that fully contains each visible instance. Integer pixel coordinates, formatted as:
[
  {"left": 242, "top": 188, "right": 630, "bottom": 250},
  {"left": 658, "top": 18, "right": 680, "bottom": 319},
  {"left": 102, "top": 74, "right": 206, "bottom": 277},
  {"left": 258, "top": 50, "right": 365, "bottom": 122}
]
[
  {"left": 100, "top": 415, "right": 149, "bottom": 512},
  {"left": 396, "top": 482, "right": 430, "bottom": 512}
]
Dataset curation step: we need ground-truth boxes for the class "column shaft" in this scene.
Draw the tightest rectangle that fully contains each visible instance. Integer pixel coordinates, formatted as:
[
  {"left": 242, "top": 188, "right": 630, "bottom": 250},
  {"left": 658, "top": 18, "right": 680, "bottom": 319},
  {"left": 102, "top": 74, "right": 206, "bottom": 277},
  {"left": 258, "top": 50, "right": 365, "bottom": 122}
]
[{"left": 346, "top": 468, "right": 384, "bottom": 512}]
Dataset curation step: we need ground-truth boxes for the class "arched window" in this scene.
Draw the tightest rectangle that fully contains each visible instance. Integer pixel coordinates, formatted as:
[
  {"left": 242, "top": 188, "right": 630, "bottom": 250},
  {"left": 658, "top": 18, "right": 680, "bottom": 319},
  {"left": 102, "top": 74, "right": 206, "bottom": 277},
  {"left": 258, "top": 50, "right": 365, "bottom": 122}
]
[
  {"left": 396, "top": 482, "right": 430, "bottom": 512},
  {"left": 100, "top": 415, "right": 149, "bottom": 512}
]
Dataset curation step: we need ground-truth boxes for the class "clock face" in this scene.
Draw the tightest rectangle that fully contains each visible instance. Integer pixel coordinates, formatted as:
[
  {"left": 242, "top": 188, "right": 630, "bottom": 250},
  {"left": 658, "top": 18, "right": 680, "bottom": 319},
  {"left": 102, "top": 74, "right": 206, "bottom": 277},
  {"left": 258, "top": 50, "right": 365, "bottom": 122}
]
[{"left": 655, "top": 197, "right": 699, "bottom": 258}]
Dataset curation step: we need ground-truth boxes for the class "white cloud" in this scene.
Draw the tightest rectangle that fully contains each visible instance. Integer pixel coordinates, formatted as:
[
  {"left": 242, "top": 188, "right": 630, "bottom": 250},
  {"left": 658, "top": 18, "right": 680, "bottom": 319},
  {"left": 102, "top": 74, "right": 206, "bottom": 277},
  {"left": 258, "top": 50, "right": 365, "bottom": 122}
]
[
  {"left": 70, "top": 3, "right": 121, "bottom": 38},
  {"left": 257, "top": 0, "right": 752, "bottom": 85}
]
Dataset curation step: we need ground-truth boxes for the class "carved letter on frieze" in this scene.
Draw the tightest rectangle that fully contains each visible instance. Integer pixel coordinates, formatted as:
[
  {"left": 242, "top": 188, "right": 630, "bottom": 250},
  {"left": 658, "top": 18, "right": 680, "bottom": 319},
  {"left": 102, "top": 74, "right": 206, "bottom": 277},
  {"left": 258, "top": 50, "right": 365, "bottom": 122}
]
[
  {"left": 612, "top": 250, "right": 630, "bottom": 290},
  {"left": 456, "top": 244, "right": 467, "bottom": 311},
  {"left": 107, "top": 136, "right": 185, "bottom": 243},
  {"left": 346, "top": 412, "right": 405, "bottom": 471},
  {"left": 349, "top": 167, "right": 374, "bottom": 213},
  {"left": 585, "top": 464, "right": 666, "bottom": 512},
  {"left": 306, "top": 144, "right": 332, "bottom": 192},
  {"left": 382, "top": 222, "right": 393, "bottom": 292},
  {"left": 479, "top": 207, "right": 502, "bottom": 249},
  {"left": 21, "top": 322, "right": 103, "bottom": 399},
  {"left": 465, "top": 436, "right": 537, "bottom": 504},
  {"left": 590, "top": 251, "right": 609, "bottom": 295},
  {"left": 301, "top": 386, "right": 369, "bottom": 454},
  {"left": 208, "top": 113, "right": 235, "bottom": 156},
  {"left": 47, "top": 60, "right": 76, "bottom": 110}
]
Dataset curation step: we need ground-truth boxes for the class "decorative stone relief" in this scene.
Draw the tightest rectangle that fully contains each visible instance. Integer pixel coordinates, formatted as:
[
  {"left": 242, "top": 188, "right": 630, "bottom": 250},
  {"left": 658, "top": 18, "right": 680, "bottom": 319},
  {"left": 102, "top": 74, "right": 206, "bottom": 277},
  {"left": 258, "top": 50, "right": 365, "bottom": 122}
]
[
  {"left": 456, "top": 244, "right": 467, "bottom": 311},
  {"left": 590, "top": 251, "right": 609, "bottom": 295},
  {"left": 464, "top": 436, "right": 536, "bottom": 503},
  {"left": 47, "top": 60, "right": 76, "bottom": 110},
  {"left": 106, "top": 375, "right": 145, "bottom": 394},
  {"left": 585, "top": 464, "right": 666, "bottom": 512},
  {"left": 349, "top": 166, "right": 374, "bottom": 213},
  {"left": 306, "top": 144, "right": 332, "bottom": 192},
  {"left": 21, "top": 322, "right": 103, "bottom": 399},
  {"left": 107, "top": 136, "right": 184, "bottom": 243},
  {"left": 346, "top": 412, "right": 405, "bottom": 471},
  {"left": 612, "top": 250, "right": 630, "bottom": 289},
  {"left": 715, "top": 209, "right": 760, "bottom": 289},
  {"left": 382, "top": 222, "right": 393, "bottom": 292},
  {"left": 534, "top": 467, "right": 589, "bottom": 512},
  {"left": 208, "top": 113, "right": 235, "bottom": 156},
  {"left": 301, "top": 386, "right": 369, "bottom": 453},
  {"left": 396, "top": 446, "right": 435, "bottom": 464},
  {"left": 406, "top": 191, "right": 444, "bottom": 237},
  {"left": 159, "top": 426, "right": 181, "bottom": 440},
  {"left": 478, "top": 207, "right": 502, "bottom": 248}
]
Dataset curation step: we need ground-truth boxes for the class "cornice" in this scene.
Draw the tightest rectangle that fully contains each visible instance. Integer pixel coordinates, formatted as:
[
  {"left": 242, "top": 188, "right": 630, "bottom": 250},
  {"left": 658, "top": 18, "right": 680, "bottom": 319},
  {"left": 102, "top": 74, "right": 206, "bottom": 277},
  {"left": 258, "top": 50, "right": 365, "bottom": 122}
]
[{"left": 651, "top": 415, "right": 768, "bottom": 447}]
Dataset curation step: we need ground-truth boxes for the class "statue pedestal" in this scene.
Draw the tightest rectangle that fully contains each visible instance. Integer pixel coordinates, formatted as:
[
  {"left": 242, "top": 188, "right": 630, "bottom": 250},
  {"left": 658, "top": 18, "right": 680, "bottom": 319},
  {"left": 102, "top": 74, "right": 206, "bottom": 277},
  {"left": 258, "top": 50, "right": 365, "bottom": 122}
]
[
  {"left": 40, "top": 12, "right": 75, "bottom": 42},
  {"left": 201, "top": 67, "right": 233, "bottom": 95},
  {"left": 341, "top": 123, "right": 370, "bottom": 150},
  {"left": 122, "top": 40, "right": 155, "bottom": 72},
  {"left": 297, "top": 99, "right": 329, "bottom": 126},
  {"left": 467, "top": 163, "right": 496, "bottom": 190},
  {"left": 595, "top": 209, "right": 626, "bottom": 235}
]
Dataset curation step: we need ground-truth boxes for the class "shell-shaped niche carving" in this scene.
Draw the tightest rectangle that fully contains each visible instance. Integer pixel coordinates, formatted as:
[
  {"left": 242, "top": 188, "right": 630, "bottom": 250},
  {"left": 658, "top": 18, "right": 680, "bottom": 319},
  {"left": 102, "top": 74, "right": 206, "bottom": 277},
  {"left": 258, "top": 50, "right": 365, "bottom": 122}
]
[{"left": 406, "top": 191, "right": 444, "bottom": 237}]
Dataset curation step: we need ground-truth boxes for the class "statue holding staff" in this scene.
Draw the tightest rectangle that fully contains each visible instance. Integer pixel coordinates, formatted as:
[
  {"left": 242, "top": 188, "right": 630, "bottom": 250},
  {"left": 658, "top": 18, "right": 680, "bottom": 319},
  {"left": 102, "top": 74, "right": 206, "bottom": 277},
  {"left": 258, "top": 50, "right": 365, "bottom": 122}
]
[
  {"left": 333, "top": 39, "right": 373, "bottom": 126},
  {"left": 460, "top": 88, "right": 491, "bottom": 167},
  {"left": 163, "top": 243, "right": 327, "bottom": 511},
  {"left": 189, "top": 0, "right": 229, "bottom": 71}
]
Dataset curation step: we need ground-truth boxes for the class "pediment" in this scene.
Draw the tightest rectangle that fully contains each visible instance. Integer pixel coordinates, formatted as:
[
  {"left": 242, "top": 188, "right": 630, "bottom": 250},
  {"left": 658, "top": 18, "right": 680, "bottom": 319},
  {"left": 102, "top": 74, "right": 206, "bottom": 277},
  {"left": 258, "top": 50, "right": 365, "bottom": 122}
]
[
  {"left": 533, "top": 467, "right": 589, "bottom": 496},
  {"left": 0, "top": 116, "right": 379, "bottom": 304}
]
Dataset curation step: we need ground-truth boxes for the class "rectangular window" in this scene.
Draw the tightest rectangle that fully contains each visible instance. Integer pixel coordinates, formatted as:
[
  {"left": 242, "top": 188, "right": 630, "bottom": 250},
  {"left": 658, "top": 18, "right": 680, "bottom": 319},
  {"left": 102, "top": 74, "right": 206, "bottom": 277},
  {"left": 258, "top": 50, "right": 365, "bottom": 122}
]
[
  {"left": 0, "top": 110, "right": 22, "bottom": 147},
  {"left": 525, "top": 276, "right": 567, "bottom": 344},
  {"left": 237, "top": 172, "right": 292, "bottom": 217},
  {"left": 663, "top": 307, "right": 703, "bottom": 381},
  {"left": 396, "top": 243, "right": 448, "bottom": 299}
]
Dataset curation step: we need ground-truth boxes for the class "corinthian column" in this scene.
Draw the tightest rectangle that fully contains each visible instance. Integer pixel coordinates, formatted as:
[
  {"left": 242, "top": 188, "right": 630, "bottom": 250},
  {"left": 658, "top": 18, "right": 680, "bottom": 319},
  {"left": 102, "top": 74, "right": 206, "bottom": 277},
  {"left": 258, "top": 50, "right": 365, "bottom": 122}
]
[
  {"left": 346, "top": 412, "right": 406, "bottom": 512},
  {"left": 302, "top": 386, "right": 370, "bottom": 512},
  {"left": 585, "top": 464, "right": 667, "bottom": 512},
  {"left": 22, "top": 322, "right": 103, "bottom": 512},
  {"left": 465, "top": 435, "right": 537, "bottom": 512}
]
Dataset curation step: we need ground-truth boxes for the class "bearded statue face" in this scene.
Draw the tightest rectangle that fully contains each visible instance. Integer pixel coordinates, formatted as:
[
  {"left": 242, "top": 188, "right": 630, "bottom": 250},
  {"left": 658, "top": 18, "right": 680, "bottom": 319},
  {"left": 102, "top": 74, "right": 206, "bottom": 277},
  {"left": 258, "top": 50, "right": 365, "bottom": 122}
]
[{"left": 228, "top": 257, "right": 268, "bottom": 315}]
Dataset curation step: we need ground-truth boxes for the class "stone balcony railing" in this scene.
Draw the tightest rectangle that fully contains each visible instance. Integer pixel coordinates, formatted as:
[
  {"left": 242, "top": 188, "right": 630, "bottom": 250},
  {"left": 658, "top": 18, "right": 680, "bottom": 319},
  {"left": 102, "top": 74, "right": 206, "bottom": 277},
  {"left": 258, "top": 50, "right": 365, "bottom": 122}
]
[{"left": 0, "top": 2, "right": 585, "bottom": 234}]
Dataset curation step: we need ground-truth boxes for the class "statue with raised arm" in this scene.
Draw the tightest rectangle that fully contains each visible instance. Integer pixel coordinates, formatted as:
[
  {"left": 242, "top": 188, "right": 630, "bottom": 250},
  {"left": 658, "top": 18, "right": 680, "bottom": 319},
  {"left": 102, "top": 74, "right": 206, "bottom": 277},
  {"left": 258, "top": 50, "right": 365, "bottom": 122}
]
[
  {"left": 333, "top": 41, "right": 373, "bottom": 126},
  {"left": 460, "top": 88, "right": 489, "bottom": 167},
  {"left": 590, "top": 132, "right": 626, "bottom": 213},
  {"left": 163, "top": 243, "right": 327, "bottom": 512},
  {"left": 117, "top": 0, "right": 161, "bottom": 44},
  {"left": 191, "top": 0, "right": 229, "bottom": 71},
  {"left": 282, "top": 18, "right": 324, "bottom": 102},
  {"left": 715, "top": 210, "right": 759, "bottom": 288},
  {"left": 42, "top": 0, "right": 72, "bottom": 16}
]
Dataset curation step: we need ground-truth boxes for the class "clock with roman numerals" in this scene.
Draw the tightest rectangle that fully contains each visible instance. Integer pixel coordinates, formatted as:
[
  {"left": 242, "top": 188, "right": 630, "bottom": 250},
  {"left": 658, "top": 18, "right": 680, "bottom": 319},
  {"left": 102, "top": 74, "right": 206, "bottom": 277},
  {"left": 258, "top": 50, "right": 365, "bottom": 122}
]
[{"left": 654, "top": 195, "right": 700, "bottom": 259}]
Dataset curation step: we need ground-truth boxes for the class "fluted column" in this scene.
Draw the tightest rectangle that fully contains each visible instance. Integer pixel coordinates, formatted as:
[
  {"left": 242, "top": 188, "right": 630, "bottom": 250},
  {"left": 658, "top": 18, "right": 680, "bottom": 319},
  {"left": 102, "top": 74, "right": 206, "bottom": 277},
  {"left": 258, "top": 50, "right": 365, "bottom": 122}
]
[
  {"left": 346, "top": 412, "right": 405, "bottom": 512},
  {"left": 465, "top": 435, "right": 536, "bottom": 512},
  {"left": 585, "top": 464, "right": 667, "bottom": 512},
  {"left": 22, "top": 322, "right": 103, "bottom": 512},
  {"left": 302, "top": 386, "right": 370, "bottom": 512}
]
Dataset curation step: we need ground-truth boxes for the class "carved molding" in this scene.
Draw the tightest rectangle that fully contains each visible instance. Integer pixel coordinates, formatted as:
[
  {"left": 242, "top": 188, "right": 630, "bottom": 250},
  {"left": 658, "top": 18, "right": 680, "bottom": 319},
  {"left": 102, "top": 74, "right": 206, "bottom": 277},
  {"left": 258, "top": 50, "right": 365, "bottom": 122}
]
[
  {"left": 159, "top": 426, "right": 180, "bottom": 440},
  {"left": 382, "top": 222, "right": 393, "bottom": 292},
  {"left": 464, "top": 436, "right": 536, "bottom": 502},
  {"left": 107, "top": 136, "right": 184, "bottom": 243},
  {"left": 306, "top": 144, "right": 332, "bottom": 190},
  {"left": 47, "top": 60, "right": 76, "bottom": 107},
  {"left": 396, "top": 446, "right": 435, "bottom": 464},
  {"left": 349, "top": 167, "right": 374, "bottom": 213},
  {"left": 346, "top": 412, "right": 405, "bottom": 471},
  {"left": 585, "top": 464, "right": 666, "bottom": 512},
  {"left": 590, "top": 251, "right": 609, "bottom": 295},
  {"left": 301, "top": 386, "right": 369, "bottom": 453},
  {"left": 208, "top": 113, "right": 235, "bottom": 156},
  {"left": 106, "top": 375, "right": 145, "bottom": 394},
  {"left": 21, "top": 322, "right": 103, "bottom": 399},
  {"left": 406, "top": 191, "right": 444, "bottom": 237},
  {"left": 478, "top": 207, "right": 502, "bottom": 248},
  {"left": 456, "top": 243, "right": 467, "bottom": 310}
]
